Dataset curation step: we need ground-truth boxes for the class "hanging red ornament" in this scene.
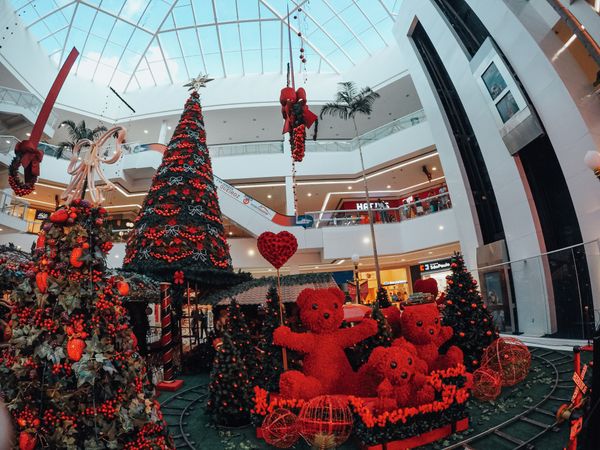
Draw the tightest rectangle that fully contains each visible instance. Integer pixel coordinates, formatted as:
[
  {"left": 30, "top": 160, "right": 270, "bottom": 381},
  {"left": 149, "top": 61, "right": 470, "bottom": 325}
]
[
  {"left": 19, "top": 431, "right": 37, "bottom": 450},
  {"left": 117, "top": 280, "right": 130, "bottom": 296},
  {"left": 262, "top": 408, "right": 300, "bottom": 448}
]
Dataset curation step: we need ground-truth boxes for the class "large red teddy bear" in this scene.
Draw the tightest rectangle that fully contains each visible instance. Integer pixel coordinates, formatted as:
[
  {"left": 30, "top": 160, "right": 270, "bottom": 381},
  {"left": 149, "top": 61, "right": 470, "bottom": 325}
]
[
  {"left": 357, "top": 341, "right": 434, "bottom": 410},
  {"left": 395, "top": 302, "right": 463, "bottom": 372},
  {"left": 273, "top": 287, "right": 378, "bottom": 399},
  {"left": 413, "top": 277, "right": 445, "bottom": 305}
]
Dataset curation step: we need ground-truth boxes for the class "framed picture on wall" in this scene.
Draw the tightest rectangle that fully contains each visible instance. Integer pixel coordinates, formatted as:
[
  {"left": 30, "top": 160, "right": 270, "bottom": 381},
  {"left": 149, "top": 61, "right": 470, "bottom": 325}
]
[{"left": 481, "top": 62, "right": 507, "bottom": 100}]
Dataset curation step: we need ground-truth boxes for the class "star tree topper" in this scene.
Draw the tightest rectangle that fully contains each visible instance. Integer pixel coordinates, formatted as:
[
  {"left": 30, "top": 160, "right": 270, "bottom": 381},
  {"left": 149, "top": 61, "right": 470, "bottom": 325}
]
[{"left": 184, "top": 73, "right": 214, "bottom": 92}]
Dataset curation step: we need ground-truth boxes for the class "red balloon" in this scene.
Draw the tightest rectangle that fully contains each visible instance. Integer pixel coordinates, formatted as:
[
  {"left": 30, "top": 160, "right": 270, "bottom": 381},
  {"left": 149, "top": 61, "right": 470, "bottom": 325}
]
[{"left": 257, "top": 231, "right": 298, "bottom": 269}]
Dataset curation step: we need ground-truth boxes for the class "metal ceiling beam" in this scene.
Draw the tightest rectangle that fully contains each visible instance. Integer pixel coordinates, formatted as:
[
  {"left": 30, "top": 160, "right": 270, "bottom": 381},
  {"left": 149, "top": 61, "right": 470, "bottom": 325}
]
[
  {"left": 321, "top": 0, "right": 371, "bottom": 56},
  {"left": 174, "top": 27, "right": 191, "bottom": 81},
  {"left": 27, "top": 1, "right": 76, "bottom": 28},
  {"left": 351, "top": 0, "right": 388, "bottom": 45},
  {"left": 159, "top": 17, "right": 279, "bottom": 33},
  {"left": 91, "top": 1, "right": 126, "bottom": 82},
  {"left": 211, "top": 0, "right": 228, "bottom": 77},
  {"left": 189, "top": 0, "right": 208, "bottom": 74},
  {"left": 58, "top": 1, "right": 79, "bottom": 66},
  {"left": 124, "top": 0, "right": 178, "bottom": 92},
  {"left": 258, "top": 0, "right": 264, "bottom": 74},
  {"left": 37, "top": 25, "right": 69, "bottom": 43},
  {"left": 107, "top": 0, "right": 153, "bottom": 86},
  {"left": 78, "top": 0, "right": 154, "bottom": 35},
  {"left": 377, "top": 0, "right": 395, "bottom": 19},
  {"left": 156, "top": 38, "right": 174, "bottom": 84},
  {"left": 258, "top": 0, "right": 340, "bottom": 73},
  {"left": 74, "top": 3, "right": 101, "bottom": 73},
  {"left": 235, "top": 0, "right": 245, "bottom": 75},
  {"left": 285, "top": 0, "right": 309, "bottom": 19},
  {"left": 291, "top": 0, "right": 355, "bottom": 65}
]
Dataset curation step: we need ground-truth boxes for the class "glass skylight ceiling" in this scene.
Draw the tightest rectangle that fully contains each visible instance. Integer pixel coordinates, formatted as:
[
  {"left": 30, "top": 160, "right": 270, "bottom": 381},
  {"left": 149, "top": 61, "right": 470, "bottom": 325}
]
[{"left": 11, "top": 0, "right": 399, "bottom": 92}]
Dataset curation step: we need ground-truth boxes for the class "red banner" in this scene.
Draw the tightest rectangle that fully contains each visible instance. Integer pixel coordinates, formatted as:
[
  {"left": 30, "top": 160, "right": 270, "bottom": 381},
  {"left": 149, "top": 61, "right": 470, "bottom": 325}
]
[{"left": 347, "top": 280, "right": 369, "bottom": 301}]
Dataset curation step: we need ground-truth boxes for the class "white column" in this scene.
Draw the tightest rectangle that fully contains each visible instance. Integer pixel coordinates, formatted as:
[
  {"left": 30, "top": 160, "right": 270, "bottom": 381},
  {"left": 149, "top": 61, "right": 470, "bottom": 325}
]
[{"left": 157, "top": 120, "right": 168, "bottom": 144}]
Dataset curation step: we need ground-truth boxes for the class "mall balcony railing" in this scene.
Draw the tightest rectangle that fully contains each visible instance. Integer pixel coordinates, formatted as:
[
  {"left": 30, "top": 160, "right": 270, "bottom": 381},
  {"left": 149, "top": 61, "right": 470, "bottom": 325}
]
[
  {"left": 0, "top": 190, "right": 30, "bottom": 223},
  {"left": 305, "top": 192, "right": 451, "bottom": 228},
  {"left": 305, "top": 109, "right": 426, "bottom": 153},
  {"left": 0, "top": 86, "right": 59, "bottom": 129}
]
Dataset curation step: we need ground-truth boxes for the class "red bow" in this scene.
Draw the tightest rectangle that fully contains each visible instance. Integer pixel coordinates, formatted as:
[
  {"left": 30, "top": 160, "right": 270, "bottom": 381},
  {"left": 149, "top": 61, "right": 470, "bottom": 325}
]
[
  {"left": 279, "top": 87, "right": 317, "bottom": 135},
  {"left": 174, "top": 270, "right": 185, "bottom": 285},
  {"left": 15, "top": 140, "right": 44, "bottom": 183}
]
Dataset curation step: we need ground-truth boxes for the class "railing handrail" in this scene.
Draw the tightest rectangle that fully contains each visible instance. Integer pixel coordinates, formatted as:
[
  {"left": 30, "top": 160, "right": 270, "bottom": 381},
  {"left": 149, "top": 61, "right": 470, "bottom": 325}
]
[
  {"left": 305, "top": 191, "right": 450, "bottom": 217},
  {"left": 0, "top": 85, "right": 59, "bottom": 128}
]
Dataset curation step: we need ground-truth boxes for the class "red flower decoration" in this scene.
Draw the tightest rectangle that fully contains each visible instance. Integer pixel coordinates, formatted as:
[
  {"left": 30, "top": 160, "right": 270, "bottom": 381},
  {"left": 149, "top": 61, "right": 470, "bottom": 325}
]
[{"left": 257, "top": 231, "right": 298, "bottom": 269}]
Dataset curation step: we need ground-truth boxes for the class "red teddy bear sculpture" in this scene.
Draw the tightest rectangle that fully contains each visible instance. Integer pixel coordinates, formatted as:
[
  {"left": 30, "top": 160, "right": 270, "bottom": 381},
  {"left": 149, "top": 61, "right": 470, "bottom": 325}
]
[
  {"left": 358, "top": 341, "right": 434, "bottom": 410},
  {"left": 273, "top": 287, "right": 378, "bottom": 400},
  {"left": 395, "top": 302, "right": 463, "bottom": 371}
]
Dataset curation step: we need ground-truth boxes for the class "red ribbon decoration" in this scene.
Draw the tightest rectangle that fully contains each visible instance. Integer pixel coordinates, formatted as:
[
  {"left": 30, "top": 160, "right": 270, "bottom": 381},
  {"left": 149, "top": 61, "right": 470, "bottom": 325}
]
[
  {"left": 9, "top": 47, "right": 79, "bottom": 196},
  {"left": 174, "top": 270, "right": 185, "bottom": 285}
]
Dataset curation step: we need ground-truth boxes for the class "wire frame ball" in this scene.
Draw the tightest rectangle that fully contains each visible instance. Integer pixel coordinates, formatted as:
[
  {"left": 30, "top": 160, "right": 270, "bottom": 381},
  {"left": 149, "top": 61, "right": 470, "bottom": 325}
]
[
  {"left": 481, "top": 337, "right": 531, "bottom": 387},
  {"left": 472, "top": 367, "right": 502, "bottom": 401},
  {"left": 261, "top": 408, "right": 300, "bottom": 448},
  {"left": 298, "top": 395, "right": 353, "bottom": 450}
]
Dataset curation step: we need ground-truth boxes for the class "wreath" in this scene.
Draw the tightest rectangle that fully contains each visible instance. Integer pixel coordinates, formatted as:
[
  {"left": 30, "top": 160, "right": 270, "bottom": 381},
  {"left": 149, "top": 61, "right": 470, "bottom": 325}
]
[{"left": 8, "top": 140, "right": 43, "bottom": 197}]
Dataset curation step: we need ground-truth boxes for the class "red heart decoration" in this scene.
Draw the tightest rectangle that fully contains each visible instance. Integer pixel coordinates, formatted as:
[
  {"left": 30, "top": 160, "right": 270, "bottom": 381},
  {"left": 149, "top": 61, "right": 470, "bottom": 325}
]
[{"left": 257, "top": 231, "right": 298, "bottom": 269}]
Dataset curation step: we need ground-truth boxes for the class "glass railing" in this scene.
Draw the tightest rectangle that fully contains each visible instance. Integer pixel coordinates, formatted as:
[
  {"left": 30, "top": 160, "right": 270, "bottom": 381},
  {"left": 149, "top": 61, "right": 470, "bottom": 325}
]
[
  {"left": 0, "top": 135, "right": 19, "bottom": 155},
  {"left": 210, "top": 141, "right": 284, "bottom": 157},
  {"left": 0, "top": 190, "right": 30, "bottom": 223},
  {"left": 305, "top": 192, "right": 451, "bottom": 228},
  {"left": 0, "top": 86, "right": 59, "bottom": 129},
  {"left": 305, "top": 109, "right": 426, "bottom": 153}
]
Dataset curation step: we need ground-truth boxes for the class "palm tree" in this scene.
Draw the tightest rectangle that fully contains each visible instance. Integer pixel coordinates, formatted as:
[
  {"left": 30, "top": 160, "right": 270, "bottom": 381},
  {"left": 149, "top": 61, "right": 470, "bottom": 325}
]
[
  {"left": 320, "top": 81, "right": 382, "bottom": 289},
  {"left": 56, "top": 120, "right": 107, "bottom": 159}
]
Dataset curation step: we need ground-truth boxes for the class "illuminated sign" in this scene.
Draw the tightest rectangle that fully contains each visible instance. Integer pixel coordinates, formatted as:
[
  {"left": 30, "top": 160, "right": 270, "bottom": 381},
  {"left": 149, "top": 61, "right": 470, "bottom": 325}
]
[{"left": 419, "top": 258, "right": 452, "bottom": 273}]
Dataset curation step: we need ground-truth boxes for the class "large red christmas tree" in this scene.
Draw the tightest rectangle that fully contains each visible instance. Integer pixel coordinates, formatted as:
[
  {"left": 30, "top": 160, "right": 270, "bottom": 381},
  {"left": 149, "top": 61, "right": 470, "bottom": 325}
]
[{"left": 124, "top": 82, "right": 245, "bottom": 287}]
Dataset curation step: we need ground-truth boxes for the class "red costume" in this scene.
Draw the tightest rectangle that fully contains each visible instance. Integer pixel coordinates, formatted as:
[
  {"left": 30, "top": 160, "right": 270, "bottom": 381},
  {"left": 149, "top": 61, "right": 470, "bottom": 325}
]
[{"left": 273, "top": 287, "right": 377, "bottom": 400}]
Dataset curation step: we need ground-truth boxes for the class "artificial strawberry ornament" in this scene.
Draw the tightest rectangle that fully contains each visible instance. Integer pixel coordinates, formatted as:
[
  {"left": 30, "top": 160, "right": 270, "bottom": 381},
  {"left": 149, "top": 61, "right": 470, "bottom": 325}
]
[
  {"left": 19, "top": 431, "right": 37, "bottom": 450},
  {"left": 67, "top": 338, "right": 86, "bottom": 361},
  {"left": 70, "top": 248, "right": 84, "bottom": 268},
  {"left": 117, "top": 280, "right": 130, "bottom": 296},
  {"left": 35, "top": 272, "right": 48, "bottom": 293}
]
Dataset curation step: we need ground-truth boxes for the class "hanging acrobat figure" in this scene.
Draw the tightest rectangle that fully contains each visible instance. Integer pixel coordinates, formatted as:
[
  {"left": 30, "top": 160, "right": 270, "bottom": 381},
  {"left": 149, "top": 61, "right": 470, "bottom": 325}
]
[{"left": 280, "top": 67, "right": 318, "bottom": 163}]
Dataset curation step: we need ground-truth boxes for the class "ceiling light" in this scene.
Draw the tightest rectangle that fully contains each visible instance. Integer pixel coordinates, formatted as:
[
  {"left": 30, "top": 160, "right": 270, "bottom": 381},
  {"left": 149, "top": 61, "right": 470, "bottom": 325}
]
[
  {"left": 438, "top": 225, "right": 444, "bottom": 230},
  {"left": 167, "top": 126, "right": 172, "bottom": 130},
  {"left": 143, "top": 130, "right": 148, "bottom": 134},
  {"left": 267, "top": 194, "right": 272, "bottom": 199},
  {"left": 5, "top": 140, "right": 10, "bottom": 144},
  {"left": 336, "top": 259, "right": 345, "bottom": 265},
  {"left": 347, "top": 186, "right": 352, "bottom": 190},
  {"left": 26, "top": 133, "right": 31, "bottom": 137},
  {"left": 0, "top": 228, "right": 3, "bottom": 231},
  {"left": 307, "top": 193, "right": 312, "bottom": 197},
  {"left": 363, "top": 237, "right": 370, "bottom": 244},
  {"left": 401, "top": 258, "right": 405, "bottom": 262},
  {"left": 315, "top": 266, "right": 319, "bottom": 269},
  {"left": 248, "top": 249, "right": 255, "bottom": 256},
  {"left": 33, "top": 191, "right": 37, "bottom": 195},
  {"left": 386, "top": 185, "right": 391, "bottom": 189},
  {"left": 228, "top": 231, "right": 233, "bottom": 236},
  {"left": 432, "top": 167, "right": 437, "bottom": 171},
  {"left": 115, "top": 255, "right": 120, "bottom": 258},
  {"left": 428, "top": 251, "right": 433, "bottom": 254},
  {"left": 268, "top": 268, "right": 273, "bottom": 272}
]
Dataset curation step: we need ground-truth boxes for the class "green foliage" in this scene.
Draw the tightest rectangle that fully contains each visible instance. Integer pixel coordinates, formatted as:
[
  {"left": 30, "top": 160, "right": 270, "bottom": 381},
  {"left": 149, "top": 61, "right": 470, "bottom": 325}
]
[
  {"left": 443, "top": 252, "right": 499, "bottom": 372},
  {"left": 57, "top": 120, "right": 108, "bottom": 159},
  {"left": 257, "top": 285, "right": 285, "bottom": 392},
  {"left": 319, "top": 81, "right": 381, "bottom": 121},
  {"left": 0, "top": 202, "right": 173, "bottom": 449},
  {"left": 206, "top": 333, "right": 251, "bottom": 427},
  {"left": 347, "top": 304, "right": 393, "bottom": 371}
]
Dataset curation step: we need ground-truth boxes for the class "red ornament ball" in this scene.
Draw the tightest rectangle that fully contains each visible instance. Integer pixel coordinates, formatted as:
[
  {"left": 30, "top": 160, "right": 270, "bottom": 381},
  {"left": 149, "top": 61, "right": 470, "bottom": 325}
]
[
  {"left": 298, "top": 396, "right": 353, "bottom": 449},
  {"left": 262, "top": 408, "right": 300, "bottom": 448},
  {"left": 481, "top": 337, "right": 531, "bottom": 387},
  {"left": 472, "top": 367, "right": 502, "bottom": 401}
]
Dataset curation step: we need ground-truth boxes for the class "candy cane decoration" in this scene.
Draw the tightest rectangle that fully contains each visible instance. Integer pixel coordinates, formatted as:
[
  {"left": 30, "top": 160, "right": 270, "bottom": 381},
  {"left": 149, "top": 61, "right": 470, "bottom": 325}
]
[
  {"left": 159, "top": 282, "right": 175, "bottom": 382},
  {"left": 61, "top": 126, "right": 126, "bottom": 205}
]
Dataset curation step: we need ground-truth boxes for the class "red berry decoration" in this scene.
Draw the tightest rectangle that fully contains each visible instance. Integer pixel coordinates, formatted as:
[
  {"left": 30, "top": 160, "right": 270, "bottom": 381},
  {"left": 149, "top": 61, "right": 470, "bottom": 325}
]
[
  {"left": 67, "top": 338, "right": 86, "bottom": 362},
  {"left": 49, "top": 208, "right": 69, "bottom": 224},
  {"left": 262, "top": 408, "right": 300, "bottom": 448},
  {"left": 481, "top": 337, "right": 531, "bottom": 386},
  {"left": 257, "top": 231, "right": 298, "bottom": 269},
  {"left": 298, "top": 396, "right": 353, "bottom": 449},
  {"left": 19, "top": 431, "right": 37, "bottom": 450},
  {"left": 472, "top": 367, "right": 502, "bottom": 401},
  {"left": 70, "top": 247, "right": 84, "bottom": 268}
]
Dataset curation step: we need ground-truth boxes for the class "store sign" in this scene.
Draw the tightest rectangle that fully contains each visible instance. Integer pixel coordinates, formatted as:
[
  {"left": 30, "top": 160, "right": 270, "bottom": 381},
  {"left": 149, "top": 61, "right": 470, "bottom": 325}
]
[
  {"left": 295, "top": 214, "right": 314, "bottom": 229},
  {"left": 382, "top": 280, "right": 408, "bottom": 286},
  {"left": 214, "top": 177, "right": 276, "bottom": 220},
  {"left": 419, "top": 258, "right": 452, "bottom": 273},
  {"left": 356, "top": 201, "right": 390, "bottom": 210},
  {"left": 35, "top": 211, "right": 50, "bottom": 221}
]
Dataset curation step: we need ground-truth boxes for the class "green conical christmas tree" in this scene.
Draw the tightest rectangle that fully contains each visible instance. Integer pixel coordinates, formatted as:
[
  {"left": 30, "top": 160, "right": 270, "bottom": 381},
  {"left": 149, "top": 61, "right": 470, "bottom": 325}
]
[
  {"left": 123, "top": 88, "right": 248, "bottom": 288},
  {"left": 0, "top": 201, "right": 173, "bottom": 449},
  {"left": 257, "top": 285, "right": 285, "bottom": 392},
  {"left": 442, "top": 252, "right": 499, "bottom": 371},
  {"left": 226, "top": 299, "right": 260, "bottom": 387},
  {"left": 206, "top": 333, "right": 251, "bottom": 426},
  {"left": 347, "top": 305, "right": 393, "bottom": 370}
]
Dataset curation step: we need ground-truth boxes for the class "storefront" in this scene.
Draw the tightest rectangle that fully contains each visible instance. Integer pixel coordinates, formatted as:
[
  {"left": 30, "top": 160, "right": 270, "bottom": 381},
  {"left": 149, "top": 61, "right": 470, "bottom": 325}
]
[
  {"left": 357, "top": 267, "right": 411, "bottom": 303},
  {"left": 410, "top": 257, "right": 453, "bottom": 296}
]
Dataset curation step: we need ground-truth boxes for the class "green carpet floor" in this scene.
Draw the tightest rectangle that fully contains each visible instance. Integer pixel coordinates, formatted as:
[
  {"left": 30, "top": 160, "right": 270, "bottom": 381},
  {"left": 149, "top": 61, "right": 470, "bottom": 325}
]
[{"left": 159, "top": 349, "right": 589, "bottom": 449}]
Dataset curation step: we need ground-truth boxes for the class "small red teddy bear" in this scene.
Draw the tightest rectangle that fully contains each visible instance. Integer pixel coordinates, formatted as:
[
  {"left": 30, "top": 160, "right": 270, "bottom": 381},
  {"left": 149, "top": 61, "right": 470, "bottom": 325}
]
[
  {"left": 274, "top": 287, "right": 378, "bottom": 399},
  {"left": 395, "top": 302, "right": 463, "bottom": 371}
]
